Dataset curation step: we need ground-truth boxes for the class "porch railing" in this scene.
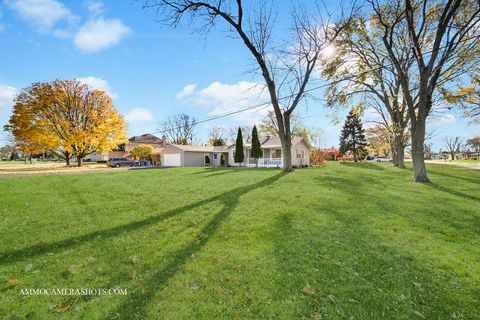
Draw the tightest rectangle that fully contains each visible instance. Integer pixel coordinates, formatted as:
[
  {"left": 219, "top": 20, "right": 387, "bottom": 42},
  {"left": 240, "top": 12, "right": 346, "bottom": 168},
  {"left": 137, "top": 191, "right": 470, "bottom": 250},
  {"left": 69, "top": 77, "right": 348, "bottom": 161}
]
[{"left": 246, "top": 158, "right": 283, "bottom": 168}]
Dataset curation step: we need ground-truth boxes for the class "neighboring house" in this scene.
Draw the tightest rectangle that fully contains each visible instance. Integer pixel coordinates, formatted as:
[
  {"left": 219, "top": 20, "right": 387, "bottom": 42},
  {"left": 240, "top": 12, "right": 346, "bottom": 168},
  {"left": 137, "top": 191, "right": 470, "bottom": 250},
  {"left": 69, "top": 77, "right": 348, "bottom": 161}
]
[
  {"left": 123, "top": 134, "right": 168, "bottom": 153},
  {"left": 84, "top": 151, "right": 125, "bottom": 162},
  {"left": 323, "top": 147, "right": 340, "bottom": 160},
  {"left": 226, "top": 136, "right": 311, "bottom": 168},
  {"left": 84, "top": 133, "right": 168, "bottom": 162},
  {"left": 431, "top": 153, "right": 447, "bottom": 160},
  {"left": 161, "top": 145, "right": 228, "bottom": 167}
]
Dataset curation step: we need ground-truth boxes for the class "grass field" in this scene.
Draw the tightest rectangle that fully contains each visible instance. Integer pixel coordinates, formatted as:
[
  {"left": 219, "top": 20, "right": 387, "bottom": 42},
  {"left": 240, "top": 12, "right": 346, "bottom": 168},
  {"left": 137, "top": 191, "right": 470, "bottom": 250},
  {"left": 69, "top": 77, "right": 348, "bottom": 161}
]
[
  {"left": 431, "top": 159, "right": 480, "bottom": 163},
  {"left": 1, "top": 162, "right": 479, "bottom": 319}
]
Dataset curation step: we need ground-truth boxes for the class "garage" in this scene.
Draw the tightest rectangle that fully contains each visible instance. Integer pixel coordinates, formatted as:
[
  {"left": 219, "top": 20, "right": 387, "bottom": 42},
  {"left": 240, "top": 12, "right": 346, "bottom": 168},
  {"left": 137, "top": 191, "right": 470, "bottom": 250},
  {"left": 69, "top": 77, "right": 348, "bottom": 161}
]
[
  {"left": 161, "top": 144, "right": 228, "bottom": 167},
  {"left": 163, "top": 153, "right": 181, "bottom": 166}
]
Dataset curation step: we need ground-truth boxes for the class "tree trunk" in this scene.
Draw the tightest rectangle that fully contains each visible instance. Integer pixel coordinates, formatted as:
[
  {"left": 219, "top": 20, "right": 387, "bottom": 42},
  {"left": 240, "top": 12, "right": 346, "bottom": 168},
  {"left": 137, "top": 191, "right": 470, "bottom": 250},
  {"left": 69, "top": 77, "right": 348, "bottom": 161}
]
[
  {"left": 411, "top": 119, "right": 429, "bottom": 182},
  {"left": 281, "top": 141, "right": 292, "bottom": 171},
  {"left": 77, "top": 157, "right": 83, "bottom": 167},
  {"left": 394, "top": 135, "right": 405, "bottom": 168},
  {"left": 29, "top": 153, "right": 33, "bottom": 164},
  {"left": 65, "top": 153, "right": 71, "bottom": 166},
  {"left": 392, "top": 146, "right": 398, "bottom": 166}
]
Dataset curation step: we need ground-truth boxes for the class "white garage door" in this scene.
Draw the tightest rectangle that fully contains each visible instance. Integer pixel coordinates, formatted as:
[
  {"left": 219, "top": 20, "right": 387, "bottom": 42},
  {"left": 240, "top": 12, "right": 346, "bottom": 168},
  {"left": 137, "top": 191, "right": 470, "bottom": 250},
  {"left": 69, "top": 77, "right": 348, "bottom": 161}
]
[{"left": 163, "top": 154, "right": 181, "bottom": 166}]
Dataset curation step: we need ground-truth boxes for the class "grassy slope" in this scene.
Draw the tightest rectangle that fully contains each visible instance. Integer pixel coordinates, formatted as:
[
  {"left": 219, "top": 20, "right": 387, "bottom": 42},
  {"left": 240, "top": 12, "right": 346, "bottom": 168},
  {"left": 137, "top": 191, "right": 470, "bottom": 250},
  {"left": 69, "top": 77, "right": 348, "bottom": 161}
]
[{"left": 0, "top": 163, "right": 479, "bottom": 319}]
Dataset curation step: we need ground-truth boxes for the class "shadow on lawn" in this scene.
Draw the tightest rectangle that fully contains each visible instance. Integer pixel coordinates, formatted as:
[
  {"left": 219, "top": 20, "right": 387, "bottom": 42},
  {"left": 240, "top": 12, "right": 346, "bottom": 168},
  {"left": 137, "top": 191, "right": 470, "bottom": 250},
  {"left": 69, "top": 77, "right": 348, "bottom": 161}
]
[
  {"left": 186, "top": 168, "right": 234, "bottom": 176},
  {"left": 428, "top": 169, "right": 480, "bottom": 185},
  {"left": 0, "top": 173, "right": 285, "bottom": 266},
  {"left": 339, "top": 161, "right": 385, "bottom": 171},
  {"left": 424, "top": 183, "right": 480, "bottom": 203},
  {"left": 104, "top": 172, "right": 285, "bottom": 319},
  {"left": 269, "top": 175, "right": 480, "bottom": 318}
]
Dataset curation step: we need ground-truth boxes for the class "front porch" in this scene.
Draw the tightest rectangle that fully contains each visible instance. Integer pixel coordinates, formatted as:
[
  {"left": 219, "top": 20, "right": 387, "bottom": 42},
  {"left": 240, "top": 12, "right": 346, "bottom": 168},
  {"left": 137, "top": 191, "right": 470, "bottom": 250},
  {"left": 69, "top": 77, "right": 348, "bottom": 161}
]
[
  {"left": 244, "top": 148, "right": 283, "bottom": 168},
  {"left": 245, "top": 157, "right": 283, "bottom": 168}
]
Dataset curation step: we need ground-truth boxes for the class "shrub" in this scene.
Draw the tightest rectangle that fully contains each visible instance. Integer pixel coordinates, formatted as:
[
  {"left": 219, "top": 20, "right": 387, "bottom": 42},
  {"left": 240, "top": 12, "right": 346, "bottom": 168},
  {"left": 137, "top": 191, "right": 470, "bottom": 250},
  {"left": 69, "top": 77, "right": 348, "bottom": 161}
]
[{"left": 310, "top": 149, "right": 325, "bottom": 166}]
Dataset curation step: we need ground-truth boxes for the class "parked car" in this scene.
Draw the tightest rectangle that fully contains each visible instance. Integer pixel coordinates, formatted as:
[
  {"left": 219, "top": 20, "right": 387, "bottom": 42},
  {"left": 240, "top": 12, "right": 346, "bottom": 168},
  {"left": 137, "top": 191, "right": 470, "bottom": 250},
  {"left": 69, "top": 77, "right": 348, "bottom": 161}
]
[
  {"left": 374, "top": 156, "right": 392, "bottom": 163},
  {"left": 107, "top": 158, "right": 135, "bottom": 168}
]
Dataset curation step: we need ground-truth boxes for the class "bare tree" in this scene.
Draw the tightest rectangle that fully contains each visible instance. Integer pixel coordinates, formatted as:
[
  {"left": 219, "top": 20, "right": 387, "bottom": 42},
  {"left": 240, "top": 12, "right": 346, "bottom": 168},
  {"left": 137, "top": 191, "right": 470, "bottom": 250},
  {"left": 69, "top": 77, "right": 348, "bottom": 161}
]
[
  {"left": 227, "top": 126, "right": 251, "bottom": 144},
  {"left": 322, "top": 15, "right": 414, "bottom": 168},
  {"left": 144, "top": 0, "right": 355, "bottom": 171},
  {"left": 259, "top": 110, "right": 304, "bottom": 138},
  {"left": 443, "top": 136, "right": 464, "bottom": 160},
  {"left": 467, "top": 135, "right": 480, "bottom": 153},
  {"left": 208, "top": 127, "right": 227, "bottom": 146},
  {"left": 369, "top": 0, "right": 480, "bottom": 182},
  {"left": 158, "top": 113, "right": 196, "bottom": 144}
]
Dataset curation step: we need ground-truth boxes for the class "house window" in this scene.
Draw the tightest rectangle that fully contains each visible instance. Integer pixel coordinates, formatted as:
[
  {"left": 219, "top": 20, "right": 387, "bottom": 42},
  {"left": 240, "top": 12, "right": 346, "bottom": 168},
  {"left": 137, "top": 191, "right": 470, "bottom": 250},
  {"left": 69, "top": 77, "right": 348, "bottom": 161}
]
[
  {"left": 213, "top": 153, "right": 218, "bottom": 160},
  {"left": 296, "top": 149, "right": 304, "bottom": 159}
]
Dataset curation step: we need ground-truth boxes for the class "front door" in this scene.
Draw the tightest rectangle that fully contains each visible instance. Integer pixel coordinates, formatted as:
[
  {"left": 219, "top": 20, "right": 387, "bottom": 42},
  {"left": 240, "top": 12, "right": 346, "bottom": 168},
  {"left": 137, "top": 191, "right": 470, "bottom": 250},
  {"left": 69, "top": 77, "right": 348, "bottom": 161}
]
[{"left": 212, "top": 153, "right": 221, "bottom": 166}]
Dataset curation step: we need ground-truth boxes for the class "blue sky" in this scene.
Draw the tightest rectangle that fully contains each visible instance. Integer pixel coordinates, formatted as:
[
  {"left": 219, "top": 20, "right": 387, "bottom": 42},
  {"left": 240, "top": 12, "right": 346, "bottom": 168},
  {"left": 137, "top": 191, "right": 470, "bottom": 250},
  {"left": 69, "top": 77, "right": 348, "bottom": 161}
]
[{"left": 0, "top": 0, "right": 477, "bottom": 150}]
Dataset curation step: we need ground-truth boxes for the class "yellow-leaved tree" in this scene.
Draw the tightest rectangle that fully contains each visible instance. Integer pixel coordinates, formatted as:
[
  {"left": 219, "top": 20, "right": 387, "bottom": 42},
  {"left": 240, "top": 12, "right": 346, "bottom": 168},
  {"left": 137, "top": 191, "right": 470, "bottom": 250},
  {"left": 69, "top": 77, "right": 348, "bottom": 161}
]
[{"left": 5, "top": 80, "right": 127, "bottom": 166}]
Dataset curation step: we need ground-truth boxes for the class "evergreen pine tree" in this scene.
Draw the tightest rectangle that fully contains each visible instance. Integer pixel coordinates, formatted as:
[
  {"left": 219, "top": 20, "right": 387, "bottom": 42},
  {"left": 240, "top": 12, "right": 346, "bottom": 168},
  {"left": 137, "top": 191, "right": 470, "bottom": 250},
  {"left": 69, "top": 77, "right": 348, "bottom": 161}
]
[
  {"left": 250, "top": 125, "right": 262, "bottom": 167},
  {"left": 339, "top": 109, "right": 368, "bottom": 162},
  {"left": 234, "top": 127, "right": 245, "bottom": 165}
]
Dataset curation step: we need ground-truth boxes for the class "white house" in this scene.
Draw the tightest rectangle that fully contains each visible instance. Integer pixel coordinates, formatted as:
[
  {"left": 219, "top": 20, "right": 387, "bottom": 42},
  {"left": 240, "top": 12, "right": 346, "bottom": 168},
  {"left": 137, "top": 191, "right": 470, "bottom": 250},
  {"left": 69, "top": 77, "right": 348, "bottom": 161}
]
[
  {"left": 226, "top": 136, "right": 311, "bottom": 168},
  {"left": 160, "top": 136, "right": 311, "bottom": 168}
]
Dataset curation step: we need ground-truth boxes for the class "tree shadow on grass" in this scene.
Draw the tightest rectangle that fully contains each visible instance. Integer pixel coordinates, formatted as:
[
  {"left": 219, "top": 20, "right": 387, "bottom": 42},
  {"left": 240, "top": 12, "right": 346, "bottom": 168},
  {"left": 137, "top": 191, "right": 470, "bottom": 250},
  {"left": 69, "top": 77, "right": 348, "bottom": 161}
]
[
  {"left": 425, "top": 182, "right": 480, "bottom": 203},
  {"left": 0, "top": 174, "right": 285, "bottom": 266},
  {"left": 427, "top": 169, "right": 480, "bottom": 185},
  {"left": 103, "top": 173, "right": 285, "bottom": 319},
  {"left": 339, "top": 161, "right": 385, "bottom": 171},
  {"left": 186, "top": 168, "right": 235, "bottom": 176},
  {"left": 271, "top": 179, "right": 480, "bottom": 319}
]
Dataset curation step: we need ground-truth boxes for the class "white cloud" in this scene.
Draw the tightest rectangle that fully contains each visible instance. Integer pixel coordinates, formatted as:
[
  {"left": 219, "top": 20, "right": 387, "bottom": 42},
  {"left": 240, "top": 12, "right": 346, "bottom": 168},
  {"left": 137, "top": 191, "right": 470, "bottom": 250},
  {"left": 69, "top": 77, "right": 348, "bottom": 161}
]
[
  {"left": 84, "top": 0, "right": 104, "bottom": 16},
  {"left": 176, "top": 81, "right": 270, "bottom": 125},
  {"left": 52, "top": 28, "right": 71, "bottom": 38},
  {"left": 73, "top": 17, "right": 131, "bottom": 53},
  {"left": 76, "top": 76, "right": 118, "bottom": 99},
  {"left": 125, "top": 108, "right": 155, "bottom": 124},
  {"left": 5, "top": 0, "right": 76, "bottom": 32},
  {"left": 175, "top": 83, "right": 197, "bottom": 100},
  {"left": 429, "top": 114, "right": 456, "bottom": 127},
  {"left": 361, "top": 107, "right": 384, "bottom": 128},
  {"left": 0, "top": 84, "right": 18, "bottom": 117}
]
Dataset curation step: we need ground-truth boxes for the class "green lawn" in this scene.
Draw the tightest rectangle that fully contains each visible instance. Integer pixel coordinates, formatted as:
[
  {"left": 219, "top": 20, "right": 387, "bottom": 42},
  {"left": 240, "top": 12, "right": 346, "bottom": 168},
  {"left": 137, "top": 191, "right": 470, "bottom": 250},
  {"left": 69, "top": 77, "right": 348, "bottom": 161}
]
[
  {"left": 0, "top": 163, "right": 479, "bottom": 319},
  {"left": 431, "top": 159, "right": 480, "bottom": 163}
]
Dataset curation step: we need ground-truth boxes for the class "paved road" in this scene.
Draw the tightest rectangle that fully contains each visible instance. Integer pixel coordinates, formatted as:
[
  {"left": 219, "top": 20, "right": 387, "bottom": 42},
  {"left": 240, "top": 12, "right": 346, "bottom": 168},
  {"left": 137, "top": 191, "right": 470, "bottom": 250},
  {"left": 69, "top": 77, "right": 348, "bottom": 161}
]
[{"left": 424, "top": 160, "right": 480, "bottom": 170}]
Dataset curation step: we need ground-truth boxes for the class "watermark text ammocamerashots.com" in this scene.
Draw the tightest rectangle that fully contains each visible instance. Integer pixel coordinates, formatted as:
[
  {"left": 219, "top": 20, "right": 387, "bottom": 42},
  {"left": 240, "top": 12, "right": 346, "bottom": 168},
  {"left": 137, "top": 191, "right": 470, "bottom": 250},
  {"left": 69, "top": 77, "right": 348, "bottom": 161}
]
[{"left": 19, "top": 288, "right": 128, "bottom": 296}]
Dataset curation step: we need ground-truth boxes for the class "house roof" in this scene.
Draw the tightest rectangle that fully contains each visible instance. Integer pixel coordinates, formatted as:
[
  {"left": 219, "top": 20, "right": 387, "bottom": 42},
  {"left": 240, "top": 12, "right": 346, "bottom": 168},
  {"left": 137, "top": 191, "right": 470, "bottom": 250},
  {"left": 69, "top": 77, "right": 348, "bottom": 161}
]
[
  {"left": 227, "top": 136, "right": 310, "bottom": 149},
  {"left": 152, "top": 147, "right": 164, "bottom": 155},
  {"left": 168, "top": 144, "right": 228, "bottom": 153},
  {"left": 128, "top": 133, "right": 164, "bottom": 143}
]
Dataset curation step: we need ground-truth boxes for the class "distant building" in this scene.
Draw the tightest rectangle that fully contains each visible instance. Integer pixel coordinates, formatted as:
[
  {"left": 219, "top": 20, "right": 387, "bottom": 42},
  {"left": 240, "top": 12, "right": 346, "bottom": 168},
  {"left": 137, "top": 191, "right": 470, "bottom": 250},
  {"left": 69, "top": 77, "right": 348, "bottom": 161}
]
[
  {"left": 84, "top": 133, "right": 168, "bottom": 162},
  {"left": 322, "top": 147, "right": 340, "bottom": 160}
]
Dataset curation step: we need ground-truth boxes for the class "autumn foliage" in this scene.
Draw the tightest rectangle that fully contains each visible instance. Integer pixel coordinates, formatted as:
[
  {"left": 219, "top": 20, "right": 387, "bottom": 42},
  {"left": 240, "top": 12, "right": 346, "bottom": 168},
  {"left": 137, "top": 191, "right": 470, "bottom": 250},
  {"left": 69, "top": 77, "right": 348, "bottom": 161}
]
[
  {"left": 5, "top": 80, "right": 127, "bottom": 166},
  {"left": 309, "top": 149, "right": 325, "bottom": 166},
  {"left": 130, "top": 144, "right": 154, "bottom": 160}
]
